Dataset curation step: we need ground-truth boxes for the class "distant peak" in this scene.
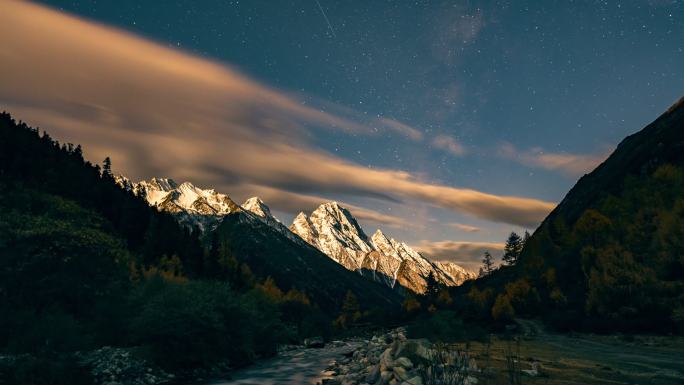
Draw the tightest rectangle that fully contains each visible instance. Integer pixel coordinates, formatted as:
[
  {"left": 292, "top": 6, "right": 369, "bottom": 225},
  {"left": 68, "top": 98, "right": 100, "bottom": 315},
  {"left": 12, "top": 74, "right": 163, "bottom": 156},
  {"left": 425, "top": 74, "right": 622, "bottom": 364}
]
[
  {"left": 372, "top": 229, "right": 387, "bottom": 238},
  {"left": 148, "top": 177, "right": 177, "bottom": 191},
  {"left": 241, "top": 196, "right": 272, "bottom": 217},
  {"left": 294, "top": 211, "right": 309, "bottom": 221},
  {"left": 244, "top": 196, "right": 265, "bottom": 205}
]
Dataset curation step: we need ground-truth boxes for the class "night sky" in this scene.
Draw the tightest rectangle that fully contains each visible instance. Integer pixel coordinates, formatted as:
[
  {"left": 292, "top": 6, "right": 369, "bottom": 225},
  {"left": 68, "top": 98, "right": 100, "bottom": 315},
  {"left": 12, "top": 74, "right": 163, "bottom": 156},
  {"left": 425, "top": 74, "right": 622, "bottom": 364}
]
[{"left": 2, "top": 1, "right": 683, "bottom": 269}]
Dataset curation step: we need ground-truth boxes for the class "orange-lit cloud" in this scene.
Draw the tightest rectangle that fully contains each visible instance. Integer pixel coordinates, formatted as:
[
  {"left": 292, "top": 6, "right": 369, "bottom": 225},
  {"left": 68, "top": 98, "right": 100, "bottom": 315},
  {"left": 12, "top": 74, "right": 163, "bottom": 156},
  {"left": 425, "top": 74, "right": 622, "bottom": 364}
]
[
  {"left": 415, "top": 240, "right": 504, "bottom": 271},
  {"left": 377, "top": 118, "right": 424, "bottom": 141},
  {"left": 433, "top": 135, "right": 467, "bottom": 156},
  {"left": 0, "top": 1, "right": 555, "bottom": 228},
  {"left": 447, "top": 223, "right": 481, "bottom": 232},
  {"left": 499, "top": 143, "right": 608, "bottom": 177}
]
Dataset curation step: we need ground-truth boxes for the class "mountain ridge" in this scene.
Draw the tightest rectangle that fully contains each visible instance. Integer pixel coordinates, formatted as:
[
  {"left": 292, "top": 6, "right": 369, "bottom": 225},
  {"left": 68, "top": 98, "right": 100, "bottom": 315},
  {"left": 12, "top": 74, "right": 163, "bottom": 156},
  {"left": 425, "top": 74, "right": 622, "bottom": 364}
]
[{"left": 116, "top": 177, "right": 474, "bottom": 293}]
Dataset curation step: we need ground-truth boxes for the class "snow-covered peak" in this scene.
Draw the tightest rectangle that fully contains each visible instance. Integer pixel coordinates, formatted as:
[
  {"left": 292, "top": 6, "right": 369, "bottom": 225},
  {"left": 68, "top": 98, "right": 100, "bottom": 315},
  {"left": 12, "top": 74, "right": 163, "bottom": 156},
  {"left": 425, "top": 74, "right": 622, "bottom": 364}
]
[
  {"left": 147, "top": 177, "right": 177, "bottom": 192},
  {"left": 241, "top": 197, "right": 272, "bottom": 218},
  {"left": 117, "top": 176, "right": 240, "bottom": 217},
  {"left": 434, "top": 261, "right": 476, "bottom": 285},
  {"left": 310, "top": 201, "right": 369, "bottom": 242},
  {"left": 290, "top": 202, "right": 372, "bottom": 269},
  {"left": 290, "top": 202, "right": 470, "bottom": 293}
]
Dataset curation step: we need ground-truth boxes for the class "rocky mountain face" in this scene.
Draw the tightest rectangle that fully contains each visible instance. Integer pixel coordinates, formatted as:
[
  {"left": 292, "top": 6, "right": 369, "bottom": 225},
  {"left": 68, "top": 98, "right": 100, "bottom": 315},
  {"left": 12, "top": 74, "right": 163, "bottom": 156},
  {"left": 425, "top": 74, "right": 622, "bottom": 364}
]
[
  {"left": 117, "top": 178, "right": 473, "bottom": 293},
  {"left": 290, "top": 202, "right": 474, "bottom": 293},
  {"left": 116, "top": 176, "right": 401, "bottom": 310},
  {"left": 115, "top": 176, "right": 240, "bottom": 232}
]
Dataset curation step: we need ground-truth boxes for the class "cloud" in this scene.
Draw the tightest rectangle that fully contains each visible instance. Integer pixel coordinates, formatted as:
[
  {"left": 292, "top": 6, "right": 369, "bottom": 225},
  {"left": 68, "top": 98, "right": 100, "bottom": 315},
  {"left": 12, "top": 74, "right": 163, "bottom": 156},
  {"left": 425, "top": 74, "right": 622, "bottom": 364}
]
[
  {"left": 377, "top": 118, "right": 424, "bottom": 141},
  {"left": 499, "top": 143, "right": 608, "bottom": 177},
  {"left": 0, "top": 1, "right": 555, "bottom": 228},
  {"left": 432, "top": 135, "right": 466, "bottom": 156},
  {"left": 447, "top": 223, "right": 481, "bottom": 233},
  {"left": 415, "top": 240, "right": 504, "bottom": 271}
]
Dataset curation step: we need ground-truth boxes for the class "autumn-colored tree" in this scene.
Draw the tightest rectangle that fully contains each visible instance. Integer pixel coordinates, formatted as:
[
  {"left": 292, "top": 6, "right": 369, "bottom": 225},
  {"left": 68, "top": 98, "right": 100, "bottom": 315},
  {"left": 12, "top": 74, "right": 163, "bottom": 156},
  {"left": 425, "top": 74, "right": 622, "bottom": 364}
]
[
  {"left": 257, "top": 276, "right": 284, "bottom": 302},
  {"left": 491, "top": 294, "right": 514, "bottom": 321},
  {"left": 436, "top": 288, "right": 453, "bottom": 308},
  {"left": 334, "top": 290, "right": 361, "bottom": 329},
  {"left": 402, "top": 296, "right": 421, "bottom": 314}
]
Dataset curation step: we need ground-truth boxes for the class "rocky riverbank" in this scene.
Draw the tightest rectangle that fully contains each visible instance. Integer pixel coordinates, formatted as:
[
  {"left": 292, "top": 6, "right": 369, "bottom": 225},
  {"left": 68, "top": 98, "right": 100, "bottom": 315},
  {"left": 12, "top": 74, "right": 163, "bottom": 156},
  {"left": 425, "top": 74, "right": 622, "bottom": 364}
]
[{"left": 320, "top": 328, "right": 478, "bottom": 385}]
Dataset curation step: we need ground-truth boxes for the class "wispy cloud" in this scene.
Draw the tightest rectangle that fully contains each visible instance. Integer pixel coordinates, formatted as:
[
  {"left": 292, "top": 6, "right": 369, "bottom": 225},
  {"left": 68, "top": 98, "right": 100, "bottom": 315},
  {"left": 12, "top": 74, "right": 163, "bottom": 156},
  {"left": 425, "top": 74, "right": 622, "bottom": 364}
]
[
  {"left": 377, "top": 118, "right": 424, "bottom": 141},
  {"left": 499, "top": 143, "right": 609, "bottom": 177},
  {"left": 432, "top": 135, "right": 467, "bottom": 156},
  {"left": 415, "top": 240, "right": 504, "bottom": 271},
  {"left": 447, "top": 223, "right": 481, "bottom": 233},
  {"left": 0, "top": 1, "right": 555, "bottom": 228}
]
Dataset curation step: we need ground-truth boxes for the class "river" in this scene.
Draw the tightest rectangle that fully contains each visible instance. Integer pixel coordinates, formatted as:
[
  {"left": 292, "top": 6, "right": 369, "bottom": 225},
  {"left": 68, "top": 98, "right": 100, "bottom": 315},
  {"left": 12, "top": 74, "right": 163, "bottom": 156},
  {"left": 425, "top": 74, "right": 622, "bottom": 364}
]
[{"left": 207, "top": 339, "right": 364, "bottom": 385}]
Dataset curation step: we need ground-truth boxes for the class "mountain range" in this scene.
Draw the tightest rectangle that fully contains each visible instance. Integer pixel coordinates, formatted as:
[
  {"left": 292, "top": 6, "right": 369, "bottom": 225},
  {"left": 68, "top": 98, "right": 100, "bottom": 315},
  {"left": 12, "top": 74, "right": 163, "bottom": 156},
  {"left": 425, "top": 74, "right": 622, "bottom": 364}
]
[{"left": 116, "top": 176, "right": 474, "bottom": 293}]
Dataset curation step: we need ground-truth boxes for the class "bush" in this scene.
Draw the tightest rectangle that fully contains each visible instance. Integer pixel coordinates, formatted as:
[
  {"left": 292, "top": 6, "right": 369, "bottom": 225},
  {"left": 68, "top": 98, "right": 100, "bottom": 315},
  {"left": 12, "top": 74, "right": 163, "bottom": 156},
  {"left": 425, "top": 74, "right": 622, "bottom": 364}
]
[{"left": 131, "top": 278, "right": 285, "bottom": 369}]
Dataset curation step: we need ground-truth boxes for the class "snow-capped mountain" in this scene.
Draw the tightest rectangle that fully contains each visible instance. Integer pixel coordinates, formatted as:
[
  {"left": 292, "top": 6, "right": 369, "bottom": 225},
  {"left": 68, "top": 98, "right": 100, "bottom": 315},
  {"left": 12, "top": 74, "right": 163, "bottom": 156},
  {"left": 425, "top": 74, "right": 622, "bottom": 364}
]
[
  {"left": 116, "top": 176, "right": 472, "bottom": 293},
  {"left": 290, "top": 202, "right": 473, "bottom": 293},
  {"left": 240, "top": 196, "right": 308, "bottom": 246},
  {"left": 290, "top": 202, "right": 374, "bottom": 270},
  {"left": 116, "top": 176, "right": 240, "bottom": 231}
]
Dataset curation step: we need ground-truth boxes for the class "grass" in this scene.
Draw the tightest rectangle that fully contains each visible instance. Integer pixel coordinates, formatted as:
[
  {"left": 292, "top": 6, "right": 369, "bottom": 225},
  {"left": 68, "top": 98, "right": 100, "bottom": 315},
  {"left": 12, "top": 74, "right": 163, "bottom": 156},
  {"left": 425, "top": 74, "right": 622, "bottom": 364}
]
[{"left": 445, "top": 321, "right": 684, "bottom": 385}]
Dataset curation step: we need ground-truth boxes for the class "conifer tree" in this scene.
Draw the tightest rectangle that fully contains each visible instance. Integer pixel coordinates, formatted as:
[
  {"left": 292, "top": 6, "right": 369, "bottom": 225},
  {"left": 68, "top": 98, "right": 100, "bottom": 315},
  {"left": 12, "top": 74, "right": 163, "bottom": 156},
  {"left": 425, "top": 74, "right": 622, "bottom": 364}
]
[
  {"left": 102, "top": 156, "right": 112, "bottom": 178},
  {"left": 502, "top": 232, "right": 523, "bottom": 265},
  {"left": 480, "top": 251, "right": 495, "bottom": 277}
]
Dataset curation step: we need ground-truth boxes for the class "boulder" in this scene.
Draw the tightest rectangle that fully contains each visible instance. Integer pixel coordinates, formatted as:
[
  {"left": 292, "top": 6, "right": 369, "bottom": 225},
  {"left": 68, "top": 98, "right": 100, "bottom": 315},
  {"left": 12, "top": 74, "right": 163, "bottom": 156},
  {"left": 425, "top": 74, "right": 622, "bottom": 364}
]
[
  {"left": 394, "top": 357, "right": 413, "bottom": 369},
  {"left": 304, "top": 337, "right": 325, "bottom": 348},
  {"left": 380, "top": 370, "right": 393, "bottom": 384},
  {"left": 379, "top": 347, "right": 394, "bottom": 371},
  {"left": 392, "top": 366, "right": 408, "bottom": 381},
  {"left": 393, "top": 340, "right": 431, "bottom": 365},
  {"left": 365, "top": 365, "right": 380, "bottom": 383}
]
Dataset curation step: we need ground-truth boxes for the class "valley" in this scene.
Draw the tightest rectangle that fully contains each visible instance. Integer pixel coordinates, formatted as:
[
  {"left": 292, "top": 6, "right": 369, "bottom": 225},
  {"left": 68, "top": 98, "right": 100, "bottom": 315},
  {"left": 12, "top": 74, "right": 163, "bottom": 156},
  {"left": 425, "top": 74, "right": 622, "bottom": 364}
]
[{"left": 1, "top": 1, "right": 683, "bottom": 384}]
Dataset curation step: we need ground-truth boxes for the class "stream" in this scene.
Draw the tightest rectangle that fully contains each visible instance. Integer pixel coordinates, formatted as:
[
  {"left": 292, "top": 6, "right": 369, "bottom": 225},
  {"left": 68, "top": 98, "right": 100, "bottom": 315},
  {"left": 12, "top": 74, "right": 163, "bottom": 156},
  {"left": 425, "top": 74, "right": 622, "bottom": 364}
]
[{"left": 207, "top": 339, "right": 364, "bottom": 385}]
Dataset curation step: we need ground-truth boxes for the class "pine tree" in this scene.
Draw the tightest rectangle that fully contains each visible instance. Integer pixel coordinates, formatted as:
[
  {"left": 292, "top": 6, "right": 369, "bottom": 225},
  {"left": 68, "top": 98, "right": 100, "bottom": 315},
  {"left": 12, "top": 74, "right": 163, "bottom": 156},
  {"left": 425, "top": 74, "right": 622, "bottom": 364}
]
[
  {"left": 502, "top": 232, "right": 523, "bottom": 265},
  {"left": 424, "top": 271, "right": 439, "bottom": 303},
  {"left": 481, "top": 251, "right": 494, "bottom": 276},
  {"left": 102, "top": 157, "right": 112, "bottom": 178}
]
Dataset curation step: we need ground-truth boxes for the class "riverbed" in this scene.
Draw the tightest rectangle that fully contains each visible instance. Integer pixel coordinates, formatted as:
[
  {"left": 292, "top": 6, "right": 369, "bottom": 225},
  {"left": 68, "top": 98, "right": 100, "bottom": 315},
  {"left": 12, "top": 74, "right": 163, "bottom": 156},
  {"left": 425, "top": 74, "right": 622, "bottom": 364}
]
[{"left": 207, "top": 339, "right": 364, "bottom": 385}]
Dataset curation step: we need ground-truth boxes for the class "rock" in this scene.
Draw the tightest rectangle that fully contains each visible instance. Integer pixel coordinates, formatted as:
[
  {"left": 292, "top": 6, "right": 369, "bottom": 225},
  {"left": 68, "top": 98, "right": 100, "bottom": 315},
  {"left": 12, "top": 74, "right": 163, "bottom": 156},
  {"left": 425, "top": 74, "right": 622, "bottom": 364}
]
[
  {"left": 305, "top": 337, "right": 325, "bottom": 348},
  {"left": 464, "top": 376, "right": 478, "bottom": 385},
  {"left": 365, "top": 365, "right": 380, "bottom": 383},
  {"left": 392, "top": 366, "right": 408, "bottom": 381},
  {"left": 522, "top": 362, "right": 540, "bottom": 377},
  {"left": 394, "top": 357, "right": 413, "bottom": 369},
  {"left": 468, "top": 357, "right": 478, "bottom": 372},
  {"left": 380, "top": 370, "right": 393, "bottom": 384},
  {"left": 321, "top": 379, "right": 342, "bottom": 385},
  {"left": 400, "top": 377, "right": 423, "bottom": 385},
  {"left": 379, "top": 347, "right": 394, "bottom": 371},
  {"left": 393, "top": 340, "right": 431, "bottom": 364}
]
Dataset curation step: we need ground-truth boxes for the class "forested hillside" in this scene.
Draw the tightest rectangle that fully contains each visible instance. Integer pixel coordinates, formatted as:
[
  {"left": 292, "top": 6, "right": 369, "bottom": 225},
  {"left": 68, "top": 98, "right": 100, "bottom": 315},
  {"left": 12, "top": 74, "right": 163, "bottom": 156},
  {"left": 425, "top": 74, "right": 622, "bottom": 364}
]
[
  {"left": 459, "top": 97, "right": 684, "bottom": 333},
  {"left": 0, "top": 112, "right": 395, "bottom": 384}
]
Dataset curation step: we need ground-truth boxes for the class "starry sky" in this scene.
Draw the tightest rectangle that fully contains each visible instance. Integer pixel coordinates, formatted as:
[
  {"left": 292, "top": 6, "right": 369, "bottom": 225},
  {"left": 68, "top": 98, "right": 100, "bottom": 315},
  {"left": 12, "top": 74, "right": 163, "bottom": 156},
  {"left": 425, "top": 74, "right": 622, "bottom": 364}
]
[{"left": 1, "top": 1, "right": 683, "bottom": 269}]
